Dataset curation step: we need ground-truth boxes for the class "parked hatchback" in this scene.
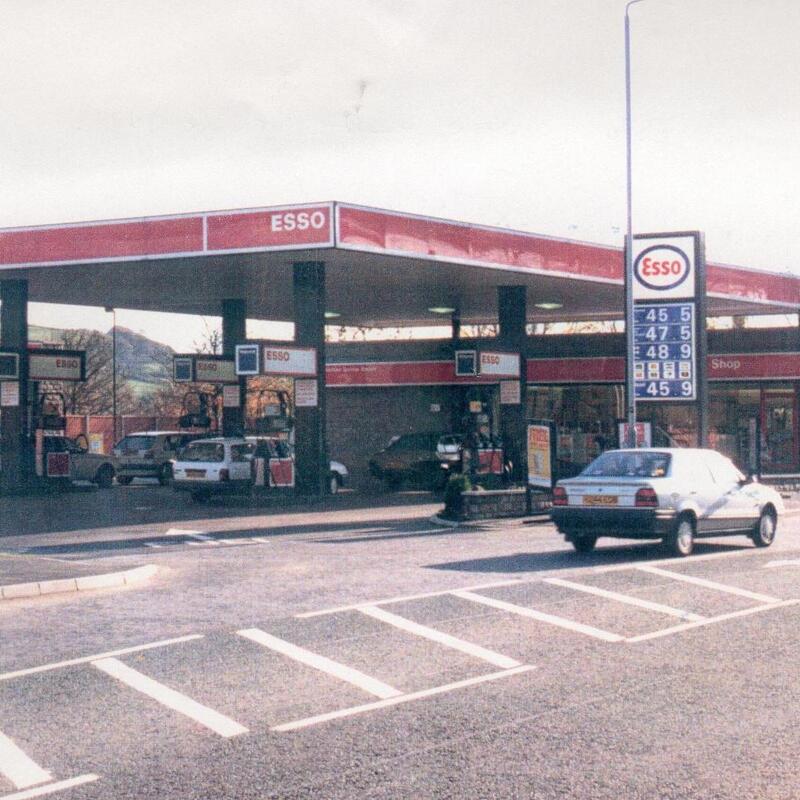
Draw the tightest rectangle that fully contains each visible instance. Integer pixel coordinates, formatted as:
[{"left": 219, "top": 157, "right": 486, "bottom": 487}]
[
  {"left": 114, "top": 431, "right": 202, "bottom": 485},
  {"left": 551, "top": 448, "right": 784, "bottom": 556}
]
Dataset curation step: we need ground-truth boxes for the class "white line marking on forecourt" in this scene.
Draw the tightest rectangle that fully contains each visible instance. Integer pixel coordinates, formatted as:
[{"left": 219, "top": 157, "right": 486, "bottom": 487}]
[
  {"left": 764, "top": 559, "right": 800, "bottom": 568},
  {"left": 0, "top": 774, "right": 99, "bottom": 800},
  {"left": 0, "top": 635, "right": 204, "bottom": 683},
  {"left": 627, "top": 600, "right": 800, "bottom": 643},
  {"left": 358, "top": 605, "right": 521, "bottom": 669},
  {"left": 636, "top": 565, "right": 782, "bottom": 603},
  {"left": 272, "top": 665, "right": 535, "bottom": 732},
  {"left": 237, "top": 628, "right": 401, "bottom": 699},
  {"left": 452, "top": 590, "right": 624, "bottom": 643},
  {"left": 91, "top": 658, "right": 247, "bottom": 738},
  {"left": 544, "top": 577, "right": 705, "bottom": 622},
  {"left": 0, "top": 730, "right": 52, "bottom": 789},
  {"left": 295, "top": 579, "right": 524, "bottom": 619}
]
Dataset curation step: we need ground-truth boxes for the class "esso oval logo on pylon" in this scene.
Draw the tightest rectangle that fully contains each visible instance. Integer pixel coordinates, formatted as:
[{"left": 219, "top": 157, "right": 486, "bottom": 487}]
[{"left": 634, "top": 245, "right": 691, "bottom": 292}]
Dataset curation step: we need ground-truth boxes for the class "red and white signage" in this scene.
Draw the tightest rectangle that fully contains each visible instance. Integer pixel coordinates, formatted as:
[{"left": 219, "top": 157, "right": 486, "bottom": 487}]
[
  {"left": 207, "top": 204, "right": 333, "bottom": 253},
  {"left": 195, "top": 358, "right": 238, "bottom": 384},
  {"left": 262, "top": 345, "right": 317, "bottom": 377},
  {"left": 29, "top": 352, "right": 85, "bottom": 381},
  {"left": 632, "top": 235, "right": 697, "bottom": 301},
  {"left": 324, "top": 352, "right": 800, "bottom": 388},
  {"left": 479, "top": 351, "right": 520, "bottom": 378}
]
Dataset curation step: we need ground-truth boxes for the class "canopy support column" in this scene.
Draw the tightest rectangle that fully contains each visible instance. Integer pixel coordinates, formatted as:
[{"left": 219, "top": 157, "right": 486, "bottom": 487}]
[
  {"left": 221, "top": 299, "right": 247, "bottom": 436},
  {"left": 293, "top": 261, "right": 328, "bottom": 496},
  {"left": 497, "top": 286, "right": 527, "bottom": 482},
  {"left": 0, "top": 280, "right": 32, "bottom": 493}
]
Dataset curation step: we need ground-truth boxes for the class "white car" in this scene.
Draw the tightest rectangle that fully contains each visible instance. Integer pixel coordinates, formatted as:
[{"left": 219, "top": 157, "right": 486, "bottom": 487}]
[
  {"left": 172, "top": 436, "right": 348, "bottom": 501},
  {"left": 551, "top": 448, "right": 784, "bottom": 556}
]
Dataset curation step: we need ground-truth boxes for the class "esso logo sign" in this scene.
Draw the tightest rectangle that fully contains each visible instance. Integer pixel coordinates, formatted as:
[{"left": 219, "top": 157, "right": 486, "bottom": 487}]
[
  {"left": 271, "top": 210, "right": 327, "bottom": 233},
  {"left": 264, "top": 349, "right": 290, "bottom": 362},
  {"left": 55, "top": 358, "right": 79, "bottom": 369},
  {"left": 634, "top": 245, "right": 691, "bottom": 292}
]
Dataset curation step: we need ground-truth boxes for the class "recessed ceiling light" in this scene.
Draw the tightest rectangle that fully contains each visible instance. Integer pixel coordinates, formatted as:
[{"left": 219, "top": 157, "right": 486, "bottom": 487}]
[
  {"left": 428, "top": 306, "right": 456, "bottom": 314},
  {"left": 535, "top": 302, "right": 563, "bottom": 310},
  {"left": 324, "top": 311, "right": 341, "bottom": 319}
]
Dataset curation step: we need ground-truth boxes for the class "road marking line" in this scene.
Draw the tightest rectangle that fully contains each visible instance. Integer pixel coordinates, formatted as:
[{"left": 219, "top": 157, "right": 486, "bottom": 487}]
[
  {"left": 92, "top": 657, "right": 247, "bottom": 738},
  {"left": 295, "top": 579, "right": 525, "bottom": 619},
  {"left": 163, "top": 528, "right": 203, "bottom": 537},
  {"left": 272, "top": 665, "right": 535, "bottom": 732},
  {"left": 0, "top": 730, "right": 52, "bottom": 789},
  {"left": 0, "top": 635, "right": 203, "bottom": 683},
  {"left": 627, "top": 599, "right": 800, "bottom": 643},
  {"left": 250, "top": 537, "right": 271, "bottom": 544},
  {"left": 636, "top": 565, "right": 781, "bottom": 603},
  {"left": 764, "top": 559, "right": 800, "bottom": 568},
  {"left": 0, "top": 774, "right": 99, "bottom": 800},
  {"left": 544, "top": 577, "right": 705, "bottom": 622},
  {"left": 358, "top": 605, "right": 521, "bottom": 669},
  {"left": 452, "top": 590, "right": 624, "bottom": 642},
  {"left": 237, "top": 628, "right": 401, "bottom": 699}
]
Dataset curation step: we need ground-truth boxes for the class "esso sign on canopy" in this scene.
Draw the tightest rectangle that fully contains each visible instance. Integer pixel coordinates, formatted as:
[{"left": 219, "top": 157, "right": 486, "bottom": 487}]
[
  {"left": 632, "top": 236, "right": 697, "bottom": 301},
  {"left": 271, "top": 210, "right": 327, "bottom": 232}
]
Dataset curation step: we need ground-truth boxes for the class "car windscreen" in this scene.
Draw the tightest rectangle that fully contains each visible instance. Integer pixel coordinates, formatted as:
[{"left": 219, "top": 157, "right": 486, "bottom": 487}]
[
  {"left": 116, "top": 435, "right": 157, "bottom": 453},
  {"left": 179, "top": 442, "right": 225, "bottom": 463},
  {"left": 581, "top": 451, "right": 671, "bottom": 478}
]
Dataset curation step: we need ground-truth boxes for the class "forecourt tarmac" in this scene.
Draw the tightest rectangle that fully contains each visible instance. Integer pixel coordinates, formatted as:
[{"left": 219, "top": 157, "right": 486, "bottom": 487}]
[{"left": 1, "top": 486, "right": 800, "bottom": 799}]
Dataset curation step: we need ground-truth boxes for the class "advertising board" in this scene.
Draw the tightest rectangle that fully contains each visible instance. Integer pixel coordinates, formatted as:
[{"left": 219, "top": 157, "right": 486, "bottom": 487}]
[{"left": 527, "top": 422, "right": 554, "bottom": 489}]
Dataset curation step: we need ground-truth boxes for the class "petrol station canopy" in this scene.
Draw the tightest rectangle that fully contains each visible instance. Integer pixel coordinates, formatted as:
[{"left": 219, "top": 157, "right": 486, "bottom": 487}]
[{"left": 0, "top": 201, "right": 797, "bottom": 325}]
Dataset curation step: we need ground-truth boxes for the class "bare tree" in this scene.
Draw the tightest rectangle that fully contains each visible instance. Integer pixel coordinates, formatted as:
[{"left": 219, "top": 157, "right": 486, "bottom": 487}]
[{"left": 41, "top": 329, "right": 135, "bottom": 415}]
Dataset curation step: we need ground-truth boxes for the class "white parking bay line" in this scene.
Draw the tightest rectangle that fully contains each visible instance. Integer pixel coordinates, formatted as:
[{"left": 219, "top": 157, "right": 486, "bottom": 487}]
[
  {"left": 237, "top": 628, "right": 401, "bottom": 699},
  {"left": 452, "top": 590, "right": 624, "bottom": 643},
  {"left": 91, "top": 657, "right": 247, "bottom": 738},
  {"left": 272, "top": 665, "right": 535, "bottom": 732},
  {"left": 0, "top": 730, "right": 52, "bottom": 789},
  {"left": 0, "top": 774, "right": 99, "bottom": 800},
  {"left": 636, "top": 565, "right": 781, "bottom": 603},
  {"left": 358, "top": 605, "right": 520, "bottom": 669},
  {"left": 296, "top": 579, "right": 524, "bottom": 619},
  {"left": 544, "top": 577, "right": 705, "bottom": 622},
  {"left": 627, "top": 599, "right": 800, "bottom": 643},
  {"left": 0, "top": 635, "right": 204, "bottom": 683}
]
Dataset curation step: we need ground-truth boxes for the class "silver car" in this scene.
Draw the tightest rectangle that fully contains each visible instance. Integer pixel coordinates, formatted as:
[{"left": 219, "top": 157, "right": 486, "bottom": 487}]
[{"left": 551, "top": 448, "right": 784, "bottom": 556}]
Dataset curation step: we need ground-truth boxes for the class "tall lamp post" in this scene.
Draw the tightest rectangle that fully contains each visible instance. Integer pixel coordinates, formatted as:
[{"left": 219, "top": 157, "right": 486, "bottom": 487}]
[
  {"left": 105, "top": 306, "right": 117, "bottom": 445},
  {"left": 624, "top": 0, "right": 646, "bottom": 447}
]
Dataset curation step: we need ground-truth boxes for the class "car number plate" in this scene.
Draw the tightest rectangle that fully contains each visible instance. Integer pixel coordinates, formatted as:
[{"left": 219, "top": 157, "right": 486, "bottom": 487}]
[
  {"left": 185, "top": 469, "right": 206, "bottom": 479},
  {"left": 583, "top": 494, "right": 618, "bottom": 506}
]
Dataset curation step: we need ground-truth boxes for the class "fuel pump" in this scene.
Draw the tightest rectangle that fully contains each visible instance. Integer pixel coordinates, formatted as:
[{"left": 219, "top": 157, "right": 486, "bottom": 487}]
[
  {"left": 252, "top": 389, "right": 294, "bottom": 436},
  {"left": 460, "top": 387, "right": 510, "bottom": 486},
  {"left": 34, "top": 392, "right": 70, "bottom": 482},
  {"left": 178, "top": 390, "right": 219, "bottom": 432}
]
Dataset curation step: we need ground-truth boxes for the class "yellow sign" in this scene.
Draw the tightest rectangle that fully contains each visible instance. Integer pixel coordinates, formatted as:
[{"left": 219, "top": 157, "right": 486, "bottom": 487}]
[{"left": 527, "top": 423, "right": 552, "bottom": 489}]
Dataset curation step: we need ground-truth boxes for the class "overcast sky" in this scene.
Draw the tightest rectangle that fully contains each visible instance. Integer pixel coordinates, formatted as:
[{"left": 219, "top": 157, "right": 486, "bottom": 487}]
[{"left": 3, "top": 0, "right": 798, "bottom": 350}]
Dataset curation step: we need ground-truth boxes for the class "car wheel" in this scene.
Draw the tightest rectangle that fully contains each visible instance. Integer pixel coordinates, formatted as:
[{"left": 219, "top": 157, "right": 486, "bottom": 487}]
[
  {"left": 751, "top": 509, "right": 776, "bottom": 547},
  {"left": 158, "top": 463, "right": 173, "bottom": 486},
  {"left": 116, "top": 475, "right": 133, "bottom": 486},
  {"left": 329, "top": 473, "right": 341, "bottom": 495},
  {"left": 667, "top": 516, "right": 695, "bottom": 557},
  {"left": 571, "top": 535, "right": 597, "bottom": 554},
  {"left": 96, "top": 465, "right": 114, "bottom": 489}
]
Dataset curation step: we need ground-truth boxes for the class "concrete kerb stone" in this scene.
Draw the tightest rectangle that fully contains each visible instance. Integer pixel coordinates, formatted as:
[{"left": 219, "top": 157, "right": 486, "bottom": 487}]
[{"left": 1, "top": 564, "right": 158, "bottom": 602}]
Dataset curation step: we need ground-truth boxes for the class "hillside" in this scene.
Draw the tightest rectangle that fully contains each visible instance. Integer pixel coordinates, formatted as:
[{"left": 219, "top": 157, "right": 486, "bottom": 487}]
[{"left": 29, "top": 324, "right": 175, "bottom": 397}]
